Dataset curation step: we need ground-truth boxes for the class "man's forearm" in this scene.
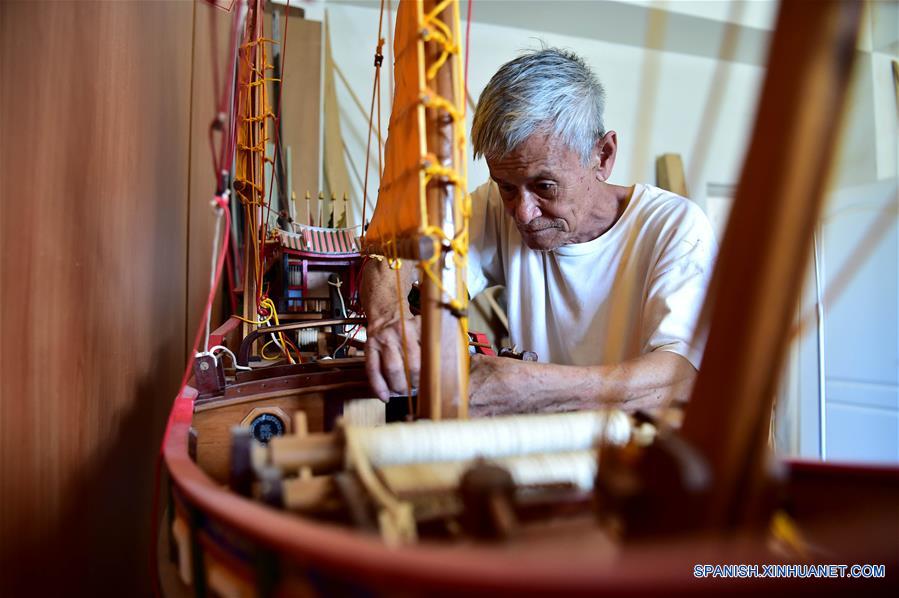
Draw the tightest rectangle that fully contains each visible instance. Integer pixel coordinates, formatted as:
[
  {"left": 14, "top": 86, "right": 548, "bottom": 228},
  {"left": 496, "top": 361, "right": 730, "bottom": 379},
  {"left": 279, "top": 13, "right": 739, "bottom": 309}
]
[
  {"left": 360, "top": 257, "right": 417, "bottom": 328},
  {"left": 469, "top": 351, "right": 696, "bottom": 415}
]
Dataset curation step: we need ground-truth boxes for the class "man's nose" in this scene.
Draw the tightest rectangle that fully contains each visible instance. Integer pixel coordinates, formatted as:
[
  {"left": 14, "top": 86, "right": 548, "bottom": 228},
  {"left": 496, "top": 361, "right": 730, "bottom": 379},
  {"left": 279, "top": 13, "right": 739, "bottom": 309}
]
[{"left": 512, "top": 192, "right": 541, "bottom": 226}]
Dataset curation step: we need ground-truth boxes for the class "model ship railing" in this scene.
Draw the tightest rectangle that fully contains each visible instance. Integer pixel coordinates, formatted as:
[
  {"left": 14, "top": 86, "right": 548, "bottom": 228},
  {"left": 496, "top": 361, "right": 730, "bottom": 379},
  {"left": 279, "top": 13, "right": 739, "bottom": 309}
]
[{"left": 236, "top": 317, "right": 366, "bottom": 366}]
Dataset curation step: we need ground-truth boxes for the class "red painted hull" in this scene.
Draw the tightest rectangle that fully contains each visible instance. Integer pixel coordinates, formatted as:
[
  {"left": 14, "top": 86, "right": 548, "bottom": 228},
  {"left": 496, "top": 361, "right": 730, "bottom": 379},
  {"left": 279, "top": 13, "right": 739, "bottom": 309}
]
[{"left": 161, "top": 385, "right": 899, "bottom": 595}]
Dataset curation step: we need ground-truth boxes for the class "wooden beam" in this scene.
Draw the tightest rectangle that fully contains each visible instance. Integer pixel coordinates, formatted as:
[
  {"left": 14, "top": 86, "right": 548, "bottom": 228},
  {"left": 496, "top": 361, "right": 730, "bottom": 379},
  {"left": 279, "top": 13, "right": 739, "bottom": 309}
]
[
  {"left": 418, "top": 0, "right": 464, "bottom": 420},
  {"left": 681, "top": 0, "right": 862, "bottom": 530}
]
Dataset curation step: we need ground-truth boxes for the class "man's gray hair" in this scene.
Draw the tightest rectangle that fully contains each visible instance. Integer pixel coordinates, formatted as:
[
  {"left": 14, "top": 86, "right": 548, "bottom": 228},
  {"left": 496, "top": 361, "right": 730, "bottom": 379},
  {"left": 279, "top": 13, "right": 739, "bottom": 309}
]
[{"left": 472, "top": 48, "right": 606, "bottom": 165}]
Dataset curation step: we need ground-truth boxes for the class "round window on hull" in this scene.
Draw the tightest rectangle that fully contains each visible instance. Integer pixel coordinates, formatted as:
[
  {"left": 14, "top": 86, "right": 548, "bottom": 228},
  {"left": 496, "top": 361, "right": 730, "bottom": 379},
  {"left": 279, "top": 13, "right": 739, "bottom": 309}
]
[{"left": 249, "top": 413, "right": 285, "bottom": 443}]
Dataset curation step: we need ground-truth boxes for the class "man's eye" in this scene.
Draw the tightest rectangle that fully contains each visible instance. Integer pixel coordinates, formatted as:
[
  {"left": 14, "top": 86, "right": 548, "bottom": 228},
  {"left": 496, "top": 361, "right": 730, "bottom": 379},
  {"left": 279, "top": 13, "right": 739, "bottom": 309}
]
[{"left": 535, "top": 182, "right": 556, "bottom": 193}]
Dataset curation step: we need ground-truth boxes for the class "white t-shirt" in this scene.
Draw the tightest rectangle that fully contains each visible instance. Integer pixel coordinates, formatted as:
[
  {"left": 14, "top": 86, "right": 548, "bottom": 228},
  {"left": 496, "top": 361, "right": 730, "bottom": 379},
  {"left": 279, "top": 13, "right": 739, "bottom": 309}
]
[{"left": 467, "top": 182, "right": 717, "bottom": 369}]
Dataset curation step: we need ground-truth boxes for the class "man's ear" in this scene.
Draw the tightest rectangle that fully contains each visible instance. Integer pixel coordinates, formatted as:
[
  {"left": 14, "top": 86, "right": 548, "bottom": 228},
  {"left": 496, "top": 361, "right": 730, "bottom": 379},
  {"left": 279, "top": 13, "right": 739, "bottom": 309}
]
[{"left": 594, "top": 131, "right": 617, "bottom": 182}]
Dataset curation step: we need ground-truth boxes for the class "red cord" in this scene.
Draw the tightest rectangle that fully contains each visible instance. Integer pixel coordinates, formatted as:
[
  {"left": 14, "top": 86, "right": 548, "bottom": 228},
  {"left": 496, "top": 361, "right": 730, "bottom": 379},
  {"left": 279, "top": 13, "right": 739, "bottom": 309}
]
[
  {"left": 209, "top": 1, "right": 242, "bottom": 182},
  {"left": 283, "top": 335, "right": 303, "bottom": 363},
  {"left": 180, "top": 196, "right": 233, "bottom": 395},
  {"left": 151, "top": 194, "right": 232, "bottom": 597}
]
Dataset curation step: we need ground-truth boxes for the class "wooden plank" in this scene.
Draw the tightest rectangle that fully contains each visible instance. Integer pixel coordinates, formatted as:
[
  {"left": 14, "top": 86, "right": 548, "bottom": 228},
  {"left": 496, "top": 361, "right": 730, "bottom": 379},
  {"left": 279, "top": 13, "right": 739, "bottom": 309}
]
[
  {"left": 193, "top": 392, "right": 325, "bottom": 483},
  {"left": 0, "top": 0, "right": 193, "bottom": 592},
  {"left": 322, "top": 16, "right": 355, "bottom": 225},
  {"left": 655, "top": 153, "right": 688, "bottom": 197},
  {"left": 264, "top": 13, "right": 322, "bottom": 227}
]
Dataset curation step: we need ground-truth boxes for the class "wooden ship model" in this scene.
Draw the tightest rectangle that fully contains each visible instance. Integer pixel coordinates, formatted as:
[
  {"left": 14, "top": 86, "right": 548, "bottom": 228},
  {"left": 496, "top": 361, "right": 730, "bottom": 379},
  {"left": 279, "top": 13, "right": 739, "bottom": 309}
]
[{"left": 158, "top": 0, "right": 899, "bottom": 595}]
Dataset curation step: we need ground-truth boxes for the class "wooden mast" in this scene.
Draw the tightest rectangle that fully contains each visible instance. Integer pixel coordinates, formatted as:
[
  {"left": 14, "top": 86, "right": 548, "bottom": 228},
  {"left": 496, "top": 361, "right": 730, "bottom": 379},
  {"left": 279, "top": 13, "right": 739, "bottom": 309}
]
[
  {"left": 363, "top": 0, "right": 469, "bottom": 420},
  {"left": 417, "top": 0, "right": 466, "bottom": 420},
  {"left": 679, "top": 0, "right": 862, "bottom": 530}
]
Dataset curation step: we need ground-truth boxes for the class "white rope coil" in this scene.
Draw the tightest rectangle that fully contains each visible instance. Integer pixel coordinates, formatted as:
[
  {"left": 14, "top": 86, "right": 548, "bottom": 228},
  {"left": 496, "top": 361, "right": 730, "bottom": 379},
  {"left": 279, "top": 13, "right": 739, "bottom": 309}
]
[
  {"left": 345, "top": 410, "right": 630, "bottom": 468},
  {"left": 296, "top": 329, "right": 318, "bottom": 346},
  {"left": 379, "top": 450, "right": 599, "bottom": 495}
]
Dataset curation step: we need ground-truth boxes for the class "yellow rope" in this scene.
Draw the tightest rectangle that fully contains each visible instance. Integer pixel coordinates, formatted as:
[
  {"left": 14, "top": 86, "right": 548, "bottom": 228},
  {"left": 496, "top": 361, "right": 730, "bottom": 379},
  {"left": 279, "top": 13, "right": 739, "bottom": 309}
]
[
  {"left": 260, "top": 339, "right": 283, "bottom": 360},
  {"left": 233, "top": 311, "right": 274, "bottom": 326},
  {"left": 344, "top": 424, "right": 417, "bottom": 545},
  {"left": 262, "top": 298, "right": 296, "bottom": 364},
  {"left": 234, "top": 30, "right": 283, "bottom": 324},
  {"left": 236, "top": 298, "right": 296, "bottom": 364}
]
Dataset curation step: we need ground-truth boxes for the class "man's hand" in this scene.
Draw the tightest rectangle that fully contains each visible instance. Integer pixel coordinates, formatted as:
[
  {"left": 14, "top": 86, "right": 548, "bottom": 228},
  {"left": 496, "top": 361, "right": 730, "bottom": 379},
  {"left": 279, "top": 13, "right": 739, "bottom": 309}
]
[
  {"left": 360, "top": 257, "right": 420, "bottom": 402},
  {"left": 365, "top": 316, "right": 421, "bottom": 402}
]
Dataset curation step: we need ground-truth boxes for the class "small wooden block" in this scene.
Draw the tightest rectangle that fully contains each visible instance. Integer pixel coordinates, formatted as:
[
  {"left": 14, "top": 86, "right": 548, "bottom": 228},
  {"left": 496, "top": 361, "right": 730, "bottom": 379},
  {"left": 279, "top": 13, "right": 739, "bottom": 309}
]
[
  {"left": 343, "top": 398, "right": 386, "bottom": 427},
  {"left": 171, "top": 515, "right": 192, "bottom": 585},
  {"left": 655, "top": 153, "right": 689, "bottom": 198}
]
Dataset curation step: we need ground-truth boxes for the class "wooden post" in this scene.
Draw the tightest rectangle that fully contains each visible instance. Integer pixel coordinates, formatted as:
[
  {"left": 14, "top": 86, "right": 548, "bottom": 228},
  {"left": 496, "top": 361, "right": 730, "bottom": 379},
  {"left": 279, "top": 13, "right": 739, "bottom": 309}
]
[
  {"left": 655, "top": 153, "right": 688, "bottom": 198},
  {"left": 680, "top": 0, "right": 862, "bottom": 530},
  {"left": 418, "top": 0, "right": 462, "bottom": 420}
]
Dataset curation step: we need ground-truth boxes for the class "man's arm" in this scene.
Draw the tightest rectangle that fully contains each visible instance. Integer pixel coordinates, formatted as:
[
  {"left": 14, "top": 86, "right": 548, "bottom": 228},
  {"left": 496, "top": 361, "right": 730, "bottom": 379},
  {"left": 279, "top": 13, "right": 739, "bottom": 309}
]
[
  {"left": 360, "top": 257, "right": 421, "bottom": 401},
  {"left": 468, "top": 351, "right": 696, "bottom": 416}
]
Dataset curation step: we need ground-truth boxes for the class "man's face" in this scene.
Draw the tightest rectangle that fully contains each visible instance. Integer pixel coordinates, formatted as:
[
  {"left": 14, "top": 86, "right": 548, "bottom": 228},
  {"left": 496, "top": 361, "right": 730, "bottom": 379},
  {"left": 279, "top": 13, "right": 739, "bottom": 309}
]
[{"left": 486, "top": 132, "right": 611, "bottom": 251}]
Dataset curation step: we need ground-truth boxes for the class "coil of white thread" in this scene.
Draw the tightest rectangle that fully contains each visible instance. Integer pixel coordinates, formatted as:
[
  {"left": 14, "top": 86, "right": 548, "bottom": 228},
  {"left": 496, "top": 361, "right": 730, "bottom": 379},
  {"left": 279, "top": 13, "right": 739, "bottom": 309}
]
[
  {"left": 296, "top": 329, "right": 318, "bottom": 346},
  {"left": 346, "top": 410, "right": 630, "bottom": 468},
  {"left": 378, "top": 450, "right": 598, "bottom": 495}
]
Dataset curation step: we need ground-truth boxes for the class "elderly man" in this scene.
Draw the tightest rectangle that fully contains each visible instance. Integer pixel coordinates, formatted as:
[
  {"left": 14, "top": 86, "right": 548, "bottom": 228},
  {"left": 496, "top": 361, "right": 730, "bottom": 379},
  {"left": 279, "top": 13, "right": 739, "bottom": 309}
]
[{"left": 362, "top": 48, "right": 716, "bottom": 416}]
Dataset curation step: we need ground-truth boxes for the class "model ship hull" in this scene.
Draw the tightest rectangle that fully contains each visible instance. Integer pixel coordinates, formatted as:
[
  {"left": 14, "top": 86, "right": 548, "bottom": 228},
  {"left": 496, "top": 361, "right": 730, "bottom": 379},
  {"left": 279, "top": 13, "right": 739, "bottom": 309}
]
[
  {"left": 191, "top": 358, "right": 373, "bottom": 483},
  {"left": 161, "top": 373, "right": 899, "bottom": 596}
]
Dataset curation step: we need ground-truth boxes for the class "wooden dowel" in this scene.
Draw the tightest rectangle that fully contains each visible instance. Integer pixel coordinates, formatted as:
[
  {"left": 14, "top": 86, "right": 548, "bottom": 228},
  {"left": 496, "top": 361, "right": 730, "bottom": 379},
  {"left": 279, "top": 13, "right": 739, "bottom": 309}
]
[
  {"left": 419, "top": 0, "right": 462, "bottom": 420},
  {"left": 281, "top": 475, "right": 340, "bottom": 512},
  {"left": 293, "top": 411, "right": 312, "bottom": 479},
  {"left": 269, "top": 433, "right": 343, "bottom": 473}
]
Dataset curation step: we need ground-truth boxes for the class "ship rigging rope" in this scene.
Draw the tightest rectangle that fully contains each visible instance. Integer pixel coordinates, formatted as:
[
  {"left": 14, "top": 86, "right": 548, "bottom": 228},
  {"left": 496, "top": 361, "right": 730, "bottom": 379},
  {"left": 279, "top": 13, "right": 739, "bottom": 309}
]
[
  {"left": 203, "top": 192, "right": 227, "bottom": 353},
  {"left": 153, "top": 4, "right": 245, "bottom": 592},
  {"left": 360, "top": 0, "right": 388, "bottom": 247},
  {"left": 183, "top": 1, "right": 259, "bottom": 389},
  {"left": 260, "top": 1, "right": 292, "bottom": 275},
  {"left": 230, "top": 0, "right": 302, "bottom": 364},
  {"left": 464, "top": 0, "right": 472, "bottom": 91},
  {"left": 392, "top": 248, "right": 415, "bottom": 409}
]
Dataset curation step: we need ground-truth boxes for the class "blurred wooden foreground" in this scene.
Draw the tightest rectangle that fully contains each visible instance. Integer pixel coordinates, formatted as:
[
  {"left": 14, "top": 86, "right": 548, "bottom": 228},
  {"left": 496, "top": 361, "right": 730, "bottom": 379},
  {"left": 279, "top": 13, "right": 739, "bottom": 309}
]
[{"left": 0, "top": 1, "right": 319, "bottom": 594}]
